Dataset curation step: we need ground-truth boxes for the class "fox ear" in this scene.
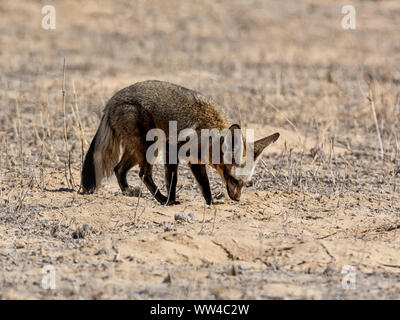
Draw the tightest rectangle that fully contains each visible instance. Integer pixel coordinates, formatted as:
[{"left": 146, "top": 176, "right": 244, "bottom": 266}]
[
  {"left": 227, "top": 124, "right": 242, "bottom": 145},
  {"left": 254, "top": 132, "right": 280, "bottom": 159},
  {"left": 229, "top": 124, "right": 241, "bottom": 132},
  {"left": 221, "top": 124, "right": 243, "bottom": 164},
  {"left": 221, "top": 124, "right": 241, "bottom": 143},
  {"left": 230, "top": 124, "right": 243, "bottom": 156}
]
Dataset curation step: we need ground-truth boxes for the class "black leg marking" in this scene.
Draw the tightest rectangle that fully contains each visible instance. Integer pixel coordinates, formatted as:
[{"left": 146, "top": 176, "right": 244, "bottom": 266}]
[{"left": 164, "top": 164, "right": 179, "bottom": 205}]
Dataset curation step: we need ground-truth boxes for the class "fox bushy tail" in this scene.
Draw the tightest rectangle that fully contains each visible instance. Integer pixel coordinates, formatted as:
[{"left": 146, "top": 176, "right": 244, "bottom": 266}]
[{"left": 81, "top": 112, "right": 121, "bottom": 193}]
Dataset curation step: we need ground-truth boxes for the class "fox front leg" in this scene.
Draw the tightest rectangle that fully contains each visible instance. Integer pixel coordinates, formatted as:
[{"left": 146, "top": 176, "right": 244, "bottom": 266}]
[
  {"left": 189, "top": 164, "right": 212, "bottom": 205},
  {"left": 139, "top": 162, "right": 168, "bottom": 205},
  {"left": 164, "top": 164, "right": 180, "bottom": 205}
]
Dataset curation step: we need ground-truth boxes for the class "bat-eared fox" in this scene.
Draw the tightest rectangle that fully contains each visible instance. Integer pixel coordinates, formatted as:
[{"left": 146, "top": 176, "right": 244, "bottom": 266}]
[{"left": 81, "top": 80, "right": 279, "bottom": 205}]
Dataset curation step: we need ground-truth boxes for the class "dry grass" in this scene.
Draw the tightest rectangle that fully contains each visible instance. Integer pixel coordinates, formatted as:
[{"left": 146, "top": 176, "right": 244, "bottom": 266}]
[{"left": 0, "top": 0, "right": 400, "bottom": 299}]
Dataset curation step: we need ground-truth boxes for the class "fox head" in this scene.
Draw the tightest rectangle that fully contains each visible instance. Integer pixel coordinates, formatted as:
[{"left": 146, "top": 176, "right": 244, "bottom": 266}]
[{"left": 212, "top": 124, "right": 280, "bottom": 201}]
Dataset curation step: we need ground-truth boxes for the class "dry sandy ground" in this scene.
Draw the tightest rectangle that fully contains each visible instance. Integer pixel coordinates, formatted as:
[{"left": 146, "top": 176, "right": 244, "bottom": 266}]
[{"left": 1, "top": 0, "right": 400, "bottom": 299}]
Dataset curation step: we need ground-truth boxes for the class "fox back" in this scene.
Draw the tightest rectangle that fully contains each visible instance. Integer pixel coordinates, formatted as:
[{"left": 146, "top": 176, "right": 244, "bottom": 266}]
[{"left": 108, "top": 80, "right": 229, "bottom": 134}]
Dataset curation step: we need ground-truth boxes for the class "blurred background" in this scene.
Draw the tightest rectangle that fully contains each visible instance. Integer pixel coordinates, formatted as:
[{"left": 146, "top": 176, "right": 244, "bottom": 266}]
[{"left": 1, "top": 0, "right": 399, "bottom": 135}]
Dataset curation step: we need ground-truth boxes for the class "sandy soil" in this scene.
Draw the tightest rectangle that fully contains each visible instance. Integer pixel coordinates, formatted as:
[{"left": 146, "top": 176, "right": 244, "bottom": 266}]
[{"left": 1, "top": 0, "right": 400, "bottom": 299}]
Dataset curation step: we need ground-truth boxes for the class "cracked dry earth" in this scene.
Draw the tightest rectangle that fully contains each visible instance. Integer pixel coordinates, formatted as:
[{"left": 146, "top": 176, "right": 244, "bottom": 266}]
[{"left": 1, "top": 127, "right": 400, "bottom": 299}]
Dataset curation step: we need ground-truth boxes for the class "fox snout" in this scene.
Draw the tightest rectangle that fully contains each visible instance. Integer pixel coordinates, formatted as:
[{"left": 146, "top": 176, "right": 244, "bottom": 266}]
[{"left": 226, "top": 176, "right": 244, "bottom": 201}]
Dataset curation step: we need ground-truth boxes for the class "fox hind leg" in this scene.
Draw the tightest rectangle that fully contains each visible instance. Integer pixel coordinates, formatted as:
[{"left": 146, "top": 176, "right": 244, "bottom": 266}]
[
  {"left": 114, "top": 151, "right": 137, "bottom": 196},
  {"left": 139, "top": 161, "right": 169, "bottom": 205}
]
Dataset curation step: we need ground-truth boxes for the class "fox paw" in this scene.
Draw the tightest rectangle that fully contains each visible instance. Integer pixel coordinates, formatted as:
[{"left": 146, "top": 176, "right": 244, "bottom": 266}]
[{"left": 165, "top": 200, "right": 181, "bottom": 206}]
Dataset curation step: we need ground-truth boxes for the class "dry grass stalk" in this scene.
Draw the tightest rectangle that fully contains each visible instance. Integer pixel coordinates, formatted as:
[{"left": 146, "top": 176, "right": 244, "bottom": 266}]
[
  {"left": 368, "top": 88, "right": 384, "bottom": 160},
  {"left": 61, "top": 57, "right": 75, "bottom": 189}
]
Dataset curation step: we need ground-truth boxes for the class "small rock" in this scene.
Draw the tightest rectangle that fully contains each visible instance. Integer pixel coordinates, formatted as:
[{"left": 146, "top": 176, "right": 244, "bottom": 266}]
[{"left": 174, "top": 212, "right": 195, "bottom": 222}]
